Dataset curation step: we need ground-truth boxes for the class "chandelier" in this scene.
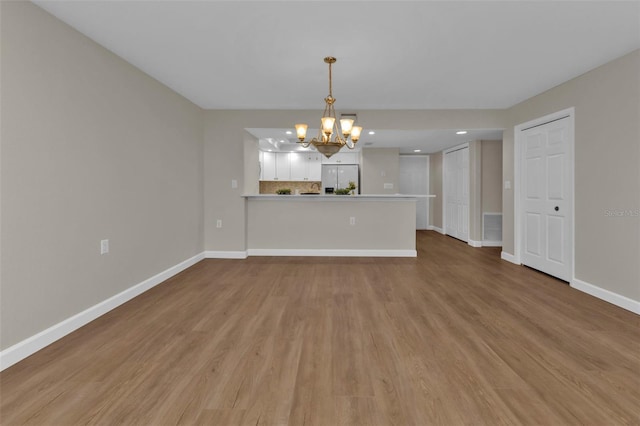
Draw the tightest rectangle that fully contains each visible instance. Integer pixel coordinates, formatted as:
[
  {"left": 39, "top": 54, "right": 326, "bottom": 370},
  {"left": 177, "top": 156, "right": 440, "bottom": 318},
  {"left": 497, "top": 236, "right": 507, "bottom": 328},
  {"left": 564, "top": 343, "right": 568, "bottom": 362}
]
[{"left": 295, "top": 57, "right": 362, "bottom": 158}]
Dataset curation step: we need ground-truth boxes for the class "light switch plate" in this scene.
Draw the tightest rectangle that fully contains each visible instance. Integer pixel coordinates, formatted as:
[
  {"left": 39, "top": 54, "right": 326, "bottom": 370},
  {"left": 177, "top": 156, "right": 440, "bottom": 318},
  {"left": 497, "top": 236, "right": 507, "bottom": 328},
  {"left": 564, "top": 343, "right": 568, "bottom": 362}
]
[{"left": 505, "top": 180, "right": 511, "bottom": 190}]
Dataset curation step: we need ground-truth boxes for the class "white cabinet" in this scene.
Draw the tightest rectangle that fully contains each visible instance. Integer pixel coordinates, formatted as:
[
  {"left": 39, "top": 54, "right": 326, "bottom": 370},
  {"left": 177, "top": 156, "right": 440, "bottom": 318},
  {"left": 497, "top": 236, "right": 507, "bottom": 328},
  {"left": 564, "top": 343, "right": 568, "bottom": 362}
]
[
  {"left": 307, "top": 153, "right": 322, "bottom": 181},
  {"left": 289, "top": 153, "right": 307, "bottom": 181},
  {"left": 261, "top": 152, "right": 276, "bottom": 180},
  {"left": 261, "top": 152, "right": 290, "bottom": 181},
  {"left": 261, "top": 152, "right": 322, "bottom": 181},
  {"left": 275, "top": 153, "right": 290, "bottom": 180},
  {"left": 321, "top": 151, "right": 359, "bottom": 165}
]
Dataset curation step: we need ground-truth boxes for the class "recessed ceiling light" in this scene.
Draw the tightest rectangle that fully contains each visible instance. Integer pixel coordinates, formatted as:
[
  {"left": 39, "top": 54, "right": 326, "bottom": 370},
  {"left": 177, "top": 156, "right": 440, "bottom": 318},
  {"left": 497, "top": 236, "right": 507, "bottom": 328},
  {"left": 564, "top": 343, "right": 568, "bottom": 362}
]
[
  {"left": 285, "top": 131, "right": 292, "bottom": 135},
  {"left": 368, "top": 131, "right": 375, "bottom": 135},
  {"left": 280, "top": 140, "right": 285, "bottom": 143},
  {"left": 414, "top": 149, "right": 421, "bottom": 152},
  {"left": 456, "top": 130, "right": 467, "bottom": 135},
  {"left": 268, "top": 149, "right": 272, "bottom": 152}
]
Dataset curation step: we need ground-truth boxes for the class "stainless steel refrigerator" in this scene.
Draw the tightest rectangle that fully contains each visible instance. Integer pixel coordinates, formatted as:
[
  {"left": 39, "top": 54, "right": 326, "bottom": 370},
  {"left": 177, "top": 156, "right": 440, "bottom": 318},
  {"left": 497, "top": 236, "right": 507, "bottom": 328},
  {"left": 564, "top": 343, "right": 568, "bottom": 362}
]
[{"left": 321, "top": 164, "right": 360, "bottom": 194}]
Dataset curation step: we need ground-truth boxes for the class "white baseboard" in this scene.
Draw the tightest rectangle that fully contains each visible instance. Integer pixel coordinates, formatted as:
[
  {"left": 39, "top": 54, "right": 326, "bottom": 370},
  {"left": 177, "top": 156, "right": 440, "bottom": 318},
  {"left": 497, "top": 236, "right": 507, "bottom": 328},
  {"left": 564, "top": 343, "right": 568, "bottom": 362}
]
[
  {"left": 482, "top": 240, "right": 503, "bottom": 247},
  {"left": 571, "top": 278, "right": 640, "bottom": 315},
  {"left": 0, "top": 252, "right": 205, "bottom": 372},
  {"left": 501, "top": 251, "right": 519, "bottom": 264},
  {"left": 468, "top": 239, "right": 482, "bottom": 248},
  {"left": 247, "top": 249, "right": 417, "bottom": 257},
  {"left": 204, "top": 251, "right": 248, "bottom": 259},
  {"left": 427, "top": 225, "right": 445, "bottom": 234}
]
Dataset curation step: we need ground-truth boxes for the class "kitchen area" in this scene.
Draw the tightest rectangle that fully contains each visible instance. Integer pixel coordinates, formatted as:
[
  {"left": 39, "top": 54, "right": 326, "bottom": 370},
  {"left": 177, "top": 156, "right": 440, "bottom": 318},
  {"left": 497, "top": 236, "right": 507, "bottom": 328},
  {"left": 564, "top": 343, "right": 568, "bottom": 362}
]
[{"left": 259, "top": 150, "right": 360, "bottom": 195}]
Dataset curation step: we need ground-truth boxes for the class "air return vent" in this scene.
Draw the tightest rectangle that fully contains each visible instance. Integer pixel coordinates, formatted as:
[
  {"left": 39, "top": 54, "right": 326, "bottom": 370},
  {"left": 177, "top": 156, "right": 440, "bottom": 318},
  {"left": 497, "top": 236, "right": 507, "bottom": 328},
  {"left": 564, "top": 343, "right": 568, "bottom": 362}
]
[{"left": 482, "top": 213, "right": 502, "bottom": 245}]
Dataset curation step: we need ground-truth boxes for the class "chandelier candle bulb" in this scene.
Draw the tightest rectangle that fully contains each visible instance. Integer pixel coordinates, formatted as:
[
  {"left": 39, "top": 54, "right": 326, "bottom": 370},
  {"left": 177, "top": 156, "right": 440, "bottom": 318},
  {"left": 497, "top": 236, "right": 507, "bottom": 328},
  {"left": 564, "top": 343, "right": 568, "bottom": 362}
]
[
  {"left": 321, "top": 117, "right": 335, "bottom": 137},
  {"left": 340, "top": 118, "right": 354, "bottom": 136},
  {"left": 295, "top": 124, "right": 308, "bottom": 141},
  {"left": 351, "top": 126, "right": 362, "bottom": 142}
]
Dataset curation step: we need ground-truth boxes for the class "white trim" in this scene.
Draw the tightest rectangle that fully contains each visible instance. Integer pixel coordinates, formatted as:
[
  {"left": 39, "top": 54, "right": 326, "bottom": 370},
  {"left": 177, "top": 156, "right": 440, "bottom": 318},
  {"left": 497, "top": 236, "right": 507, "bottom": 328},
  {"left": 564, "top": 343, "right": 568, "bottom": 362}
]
[
  {"left": 571, "top": 278, "right": 640, "bottom": 315},
  {"left": 468, "top": 239, "right": 482, "bottom": 248},
  {"left": 204, "top": 250, "right": 248, "bottom": 259},
  {"left": 514, "top": 107, "right": 575, "bottom": 277},
  {"left": 482, "top": 240, "right": 503, "bottom": 247},
  {"left": 247, "top": 249, "right": 417, "bottom": 257},
  {"left": 501, "top": 251, "right": 519, "bottom": 264},
  {"left": 0, "top": 252, "right": 205, "bottom": 371},
  {"left": 427, "top": 225, "right": 445, "bottom": 234}
]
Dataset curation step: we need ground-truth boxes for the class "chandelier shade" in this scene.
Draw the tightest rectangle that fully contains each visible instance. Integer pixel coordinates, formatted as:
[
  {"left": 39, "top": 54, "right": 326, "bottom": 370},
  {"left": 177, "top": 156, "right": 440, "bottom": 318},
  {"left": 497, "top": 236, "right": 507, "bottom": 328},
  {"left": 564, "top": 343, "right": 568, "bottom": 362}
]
[{"left": 295, "top": 57, "right": 362, "bottom": 158}]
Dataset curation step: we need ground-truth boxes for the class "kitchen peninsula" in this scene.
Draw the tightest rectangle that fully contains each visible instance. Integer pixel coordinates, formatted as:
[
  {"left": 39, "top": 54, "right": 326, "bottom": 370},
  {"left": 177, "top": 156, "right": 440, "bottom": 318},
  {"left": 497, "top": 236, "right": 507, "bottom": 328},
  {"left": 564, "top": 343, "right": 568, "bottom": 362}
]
[{"left": 244, "top": 194, "right": 435, "bottom": 257}]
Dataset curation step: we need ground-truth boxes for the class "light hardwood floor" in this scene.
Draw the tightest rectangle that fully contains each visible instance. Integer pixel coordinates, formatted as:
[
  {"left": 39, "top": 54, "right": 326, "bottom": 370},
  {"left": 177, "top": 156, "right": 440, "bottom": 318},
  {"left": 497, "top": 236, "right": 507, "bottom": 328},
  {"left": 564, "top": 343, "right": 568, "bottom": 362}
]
[{"left": 1, "top": 231, "right": 639, "bottom": 425}]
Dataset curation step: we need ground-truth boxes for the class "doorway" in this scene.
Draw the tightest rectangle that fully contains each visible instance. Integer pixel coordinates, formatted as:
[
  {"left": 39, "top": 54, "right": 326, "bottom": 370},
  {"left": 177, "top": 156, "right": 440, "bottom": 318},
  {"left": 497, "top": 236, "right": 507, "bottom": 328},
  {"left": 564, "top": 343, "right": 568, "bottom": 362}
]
[
  {"left": 399, "top": 155, "right": 430, "bottom": 229},
  {"left": 515, "top": 108, "right": 574, "bottom": 282}
]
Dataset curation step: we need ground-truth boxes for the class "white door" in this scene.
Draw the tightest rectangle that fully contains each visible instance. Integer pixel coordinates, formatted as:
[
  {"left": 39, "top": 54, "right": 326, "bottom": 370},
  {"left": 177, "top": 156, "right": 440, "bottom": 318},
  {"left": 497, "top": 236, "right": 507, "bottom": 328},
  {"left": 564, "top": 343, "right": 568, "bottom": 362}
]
[
  {"left": 444, "top": 147, "right": 469, "bottom": 241},
  {"left": 399, "top": 156, "right": 430, "bottom": 229},
  {"left": 521, "top": 117, "right": 572, "bottom": 281}
]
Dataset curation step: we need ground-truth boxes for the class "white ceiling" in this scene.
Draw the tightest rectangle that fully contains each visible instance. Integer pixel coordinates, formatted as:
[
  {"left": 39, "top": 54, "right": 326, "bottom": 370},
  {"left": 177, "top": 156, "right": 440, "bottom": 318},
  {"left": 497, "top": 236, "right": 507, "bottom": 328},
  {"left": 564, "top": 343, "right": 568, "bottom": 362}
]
[
  {"left": 32, "top": 1, "right": 639, "bottom": 153},
  {"left": 35, "top": 1, "right": 640, "bottom": 111}
]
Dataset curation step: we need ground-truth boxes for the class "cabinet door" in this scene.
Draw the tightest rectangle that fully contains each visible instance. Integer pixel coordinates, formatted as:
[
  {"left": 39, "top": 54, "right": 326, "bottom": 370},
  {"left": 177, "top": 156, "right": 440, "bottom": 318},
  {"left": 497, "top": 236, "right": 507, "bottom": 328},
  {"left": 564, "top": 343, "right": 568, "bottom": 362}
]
[
  {"left": 289, "top": 152, "right": 307, "bottom": 181},
  {"left": 307, "top": 153, "right": 322, "bottom": 181},
  {"left": 322, "top": 151, "right": 359, "bottom": 164},
  {"left": 262, "top": 152, "right": 277, "bottom": 181},
  {"left": 275, "top": 152, "right": 291, "bottom": 181}
]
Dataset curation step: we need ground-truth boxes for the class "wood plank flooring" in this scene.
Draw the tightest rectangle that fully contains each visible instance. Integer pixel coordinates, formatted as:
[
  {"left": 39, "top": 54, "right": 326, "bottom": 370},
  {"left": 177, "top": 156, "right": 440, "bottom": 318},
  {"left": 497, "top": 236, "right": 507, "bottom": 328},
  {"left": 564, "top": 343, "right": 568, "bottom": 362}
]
[{"left": 1, "top": 231, "right": 639, "bottom": 425}]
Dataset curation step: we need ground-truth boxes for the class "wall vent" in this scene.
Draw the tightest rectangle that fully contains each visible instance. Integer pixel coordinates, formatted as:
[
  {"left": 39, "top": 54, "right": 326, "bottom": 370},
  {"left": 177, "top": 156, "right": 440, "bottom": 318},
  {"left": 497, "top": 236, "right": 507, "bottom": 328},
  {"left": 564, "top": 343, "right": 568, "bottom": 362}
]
[{"left": 482, "top": 213, "right": 502, "bottom": 243}]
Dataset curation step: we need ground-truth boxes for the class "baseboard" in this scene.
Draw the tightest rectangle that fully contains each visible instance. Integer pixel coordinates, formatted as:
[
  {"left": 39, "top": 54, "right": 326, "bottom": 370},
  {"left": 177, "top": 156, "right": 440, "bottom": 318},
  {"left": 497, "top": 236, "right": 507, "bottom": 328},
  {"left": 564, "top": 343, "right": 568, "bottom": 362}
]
[
  {"left": 501, "top": 251, "right": 519, "bottom": 264},
  {"left": 247, "top": 249, "right": 417, "bottom": 257},
  {"left": 571, "top": 278, "right": 640, "bottom": 315},
  {"left": 427, "top": 225, "right": 445, "bottom": 234},
  {"left": 204, "top": 251, "right": 248, "bottom": 259},
  {"left": 468, "top": 239, "right": 482, "bottom": 248},
  {"left": 0, "top": 252, "right": 205, "bottom": 372},
  {"left": 482, "top": 240, "right": 503, "bottom": 247}
]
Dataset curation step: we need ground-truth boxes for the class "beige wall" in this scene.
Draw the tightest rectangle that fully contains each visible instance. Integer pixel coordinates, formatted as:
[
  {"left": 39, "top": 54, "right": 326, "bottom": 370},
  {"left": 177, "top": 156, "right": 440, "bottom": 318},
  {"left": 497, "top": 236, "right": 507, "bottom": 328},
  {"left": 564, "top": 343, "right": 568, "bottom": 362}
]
[
  {"left": 247, "top": 198, "right": 416, "bottom": 251},
  {"left": 503, "top": 49, "right": 639, "bottom": 301},
  {"left": 481, "top": 140, "right": 503, "bottom": 214},
  {"left": 361, "top": 148, "right": 400, "bottom": 194},
  {"left": 0, "top": 2, "right": 204, "bottom": 350},
  {"left": 429, "top": 152, "right": 443, "bottom": 229}
]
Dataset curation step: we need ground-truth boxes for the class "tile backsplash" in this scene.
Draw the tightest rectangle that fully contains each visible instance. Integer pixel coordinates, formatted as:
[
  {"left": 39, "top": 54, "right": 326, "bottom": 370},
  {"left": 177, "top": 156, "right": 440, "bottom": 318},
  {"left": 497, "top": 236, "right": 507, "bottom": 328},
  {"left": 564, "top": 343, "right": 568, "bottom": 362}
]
[{"left": 259, "top": 181, "right": 322, "bottom": 194}]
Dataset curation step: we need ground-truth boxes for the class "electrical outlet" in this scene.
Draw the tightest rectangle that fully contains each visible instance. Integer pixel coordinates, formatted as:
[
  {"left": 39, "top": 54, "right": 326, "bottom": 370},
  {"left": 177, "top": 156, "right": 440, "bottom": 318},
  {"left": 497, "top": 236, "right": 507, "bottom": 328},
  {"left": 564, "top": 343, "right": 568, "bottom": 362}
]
[
  {"left": 384, "top": 183, "right": 394, "bottom": 189},
  {"left": 349, "top": 217, "right": 356, "bottom": 226},
  {"left": 504, "top": 180, "right": 512, "bottom": 190},
  {"left": 216, "top": 219, "right": 222, "bottom": 228},
  {"left": 231, "top": 179, "right": 238, "bottom": 189},
  {"left": 100, "top": 239, "right": 109, "bottom": 255}
]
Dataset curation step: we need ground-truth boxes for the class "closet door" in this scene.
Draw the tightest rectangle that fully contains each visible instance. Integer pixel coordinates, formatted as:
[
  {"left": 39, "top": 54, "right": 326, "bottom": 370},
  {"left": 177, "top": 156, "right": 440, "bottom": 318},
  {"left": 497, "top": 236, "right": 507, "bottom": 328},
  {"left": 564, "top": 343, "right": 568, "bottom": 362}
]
[{"left": 444, "top": 147, "right": 469, "bottom": 242}]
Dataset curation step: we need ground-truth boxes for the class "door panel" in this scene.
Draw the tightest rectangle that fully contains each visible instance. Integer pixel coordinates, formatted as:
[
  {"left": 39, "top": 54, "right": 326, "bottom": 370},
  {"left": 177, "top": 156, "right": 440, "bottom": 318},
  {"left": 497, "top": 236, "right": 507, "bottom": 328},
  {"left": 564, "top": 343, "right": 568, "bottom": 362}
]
[
  {"left": 444, "top": 147, "right": 469, "bottom": 242},
  {"left": 521, "top": 117, "right": 571, "bottom": 281}
]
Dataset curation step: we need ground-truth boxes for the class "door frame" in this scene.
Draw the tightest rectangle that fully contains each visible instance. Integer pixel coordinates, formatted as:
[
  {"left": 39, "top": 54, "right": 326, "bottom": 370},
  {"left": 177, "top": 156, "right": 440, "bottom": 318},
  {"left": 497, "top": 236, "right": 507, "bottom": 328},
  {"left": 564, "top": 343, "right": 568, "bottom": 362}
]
[
  {"left": 442, "top": 142, "right": 470, "bottom": 242},
  {"left": 513, "top": 107, "right": 575, "bottom": 281}
]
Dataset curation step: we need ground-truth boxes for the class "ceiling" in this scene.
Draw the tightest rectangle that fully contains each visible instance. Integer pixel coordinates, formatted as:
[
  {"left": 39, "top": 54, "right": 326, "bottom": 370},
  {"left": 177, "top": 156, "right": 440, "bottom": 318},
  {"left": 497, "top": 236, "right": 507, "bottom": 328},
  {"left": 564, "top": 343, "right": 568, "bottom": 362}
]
[
  {"left": 33, "top": 1, "right": 639, "bottom": 153},
  {"left": 248, "top": 128, "right": 503, "bottom": 154}
]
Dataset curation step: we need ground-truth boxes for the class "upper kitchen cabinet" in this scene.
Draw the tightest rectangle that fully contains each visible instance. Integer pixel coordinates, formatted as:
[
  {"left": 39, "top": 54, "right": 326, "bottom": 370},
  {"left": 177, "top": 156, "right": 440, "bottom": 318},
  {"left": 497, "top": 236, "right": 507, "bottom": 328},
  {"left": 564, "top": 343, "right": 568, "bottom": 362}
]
[
  {"left": 290, "top": 152, "right": 322, "bottom": 181},
  {"left": 321, "top": 151, "right": 359, "bottom": 165},
  {"left": 260, "top": 151, "right": 322, "bottom": 181},
  {"left": 261, "top": 152, "right": 290, "bottom": 181}
]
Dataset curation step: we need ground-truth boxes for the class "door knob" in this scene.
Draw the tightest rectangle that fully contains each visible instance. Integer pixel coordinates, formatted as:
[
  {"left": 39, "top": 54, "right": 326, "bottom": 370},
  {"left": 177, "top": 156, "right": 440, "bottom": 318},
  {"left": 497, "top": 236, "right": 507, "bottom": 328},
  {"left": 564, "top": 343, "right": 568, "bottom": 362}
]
[{"left": 554, "top": 206, "right": 559, "bottom": 211}]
